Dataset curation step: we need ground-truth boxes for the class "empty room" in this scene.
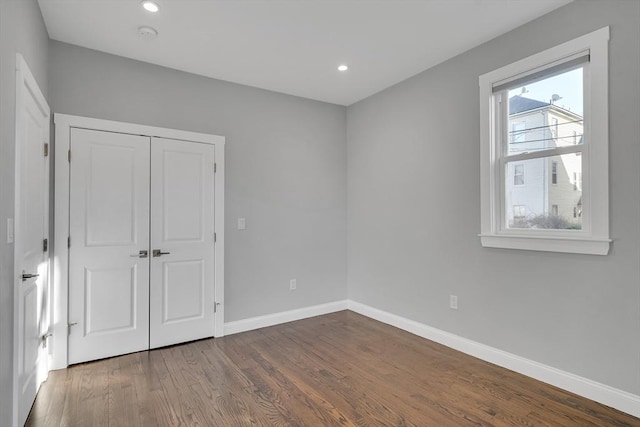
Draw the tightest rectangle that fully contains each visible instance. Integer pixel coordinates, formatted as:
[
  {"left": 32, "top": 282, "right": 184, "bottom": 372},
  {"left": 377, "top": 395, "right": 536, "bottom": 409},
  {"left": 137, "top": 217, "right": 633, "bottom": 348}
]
[{"left": 1, "top": 0, "right": 639, "bottom": 426}]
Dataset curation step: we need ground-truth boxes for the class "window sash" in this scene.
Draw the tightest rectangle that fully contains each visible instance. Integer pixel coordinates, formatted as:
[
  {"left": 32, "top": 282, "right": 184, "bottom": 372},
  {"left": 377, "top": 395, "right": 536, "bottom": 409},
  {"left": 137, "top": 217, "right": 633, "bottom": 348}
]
[
  {"left": 495, "top": 77, "right": 588, "bottom": 234},
  {"left": 499, "top": 151, "right": 587, "bottom": 234},
  {"left": 495, "top": 90, "right": 586, "bottom": 162}
]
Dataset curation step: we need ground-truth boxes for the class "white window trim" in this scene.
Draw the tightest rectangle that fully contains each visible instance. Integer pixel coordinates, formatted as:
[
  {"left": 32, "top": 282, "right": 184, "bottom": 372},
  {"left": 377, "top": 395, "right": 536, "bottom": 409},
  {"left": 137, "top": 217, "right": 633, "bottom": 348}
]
[{"left": 479, "top": 27, "right": 610, "bottom": 255}]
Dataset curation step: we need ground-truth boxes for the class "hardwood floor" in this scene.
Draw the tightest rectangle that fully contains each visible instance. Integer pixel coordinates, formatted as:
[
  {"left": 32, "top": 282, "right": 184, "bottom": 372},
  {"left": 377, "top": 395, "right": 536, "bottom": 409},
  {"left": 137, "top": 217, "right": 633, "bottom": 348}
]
[{"left": 26, "top": 311, "right": 639, "bottom": 426}]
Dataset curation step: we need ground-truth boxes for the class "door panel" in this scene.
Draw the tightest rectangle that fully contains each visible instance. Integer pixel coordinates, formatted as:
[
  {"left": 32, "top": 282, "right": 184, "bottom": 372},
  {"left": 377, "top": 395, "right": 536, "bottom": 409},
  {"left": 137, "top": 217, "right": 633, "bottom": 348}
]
[
  {"left": 69, "top": 128, "right": 150, "bottom": 364},
  {"left": 85, "top": 265, "right": 138, "bottom": 334},
  {"left": 84, "top": 143, "right": 139, "bottom": 246},
  {"left": 150, "top": 137, "right": 215, "bottom": 348},
  {"left": 16, "top": 80, "right": 49, "bottom": 425},
  {"left": 162, "top": 260, "right": 205, "bottom": 323},
  {"left": 162, "top": 150, "right": 205, "bottom": 241}
]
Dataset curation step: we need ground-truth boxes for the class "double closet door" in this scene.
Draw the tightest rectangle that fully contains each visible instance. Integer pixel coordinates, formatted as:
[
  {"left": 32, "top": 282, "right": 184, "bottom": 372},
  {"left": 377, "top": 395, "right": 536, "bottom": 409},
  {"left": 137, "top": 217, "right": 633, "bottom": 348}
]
[{"left": 68, "top": 128, "right": 216, "bottom": 364}]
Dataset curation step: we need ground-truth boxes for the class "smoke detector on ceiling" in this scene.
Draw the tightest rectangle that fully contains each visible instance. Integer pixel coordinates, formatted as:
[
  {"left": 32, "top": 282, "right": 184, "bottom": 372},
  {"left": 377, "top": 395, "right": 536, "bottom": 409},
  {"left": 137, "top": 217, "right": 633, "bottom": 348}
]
[{"left": 138, "top": 26, "right": 158, "bottom": 39}]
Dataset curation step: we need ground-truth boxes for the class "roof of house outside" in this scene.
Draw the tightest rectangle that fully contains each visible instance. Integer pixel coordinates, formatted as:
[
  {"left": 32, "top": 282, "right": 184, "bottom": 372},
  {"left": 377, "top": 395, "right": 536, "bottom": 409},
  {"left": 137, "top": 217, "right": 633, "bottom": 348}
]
[
  {"left": 509, "top": 95, "right": 551, "bottom": 114},
  {"left": 509, "top": 95, "right": 583, "bottom": 120}
]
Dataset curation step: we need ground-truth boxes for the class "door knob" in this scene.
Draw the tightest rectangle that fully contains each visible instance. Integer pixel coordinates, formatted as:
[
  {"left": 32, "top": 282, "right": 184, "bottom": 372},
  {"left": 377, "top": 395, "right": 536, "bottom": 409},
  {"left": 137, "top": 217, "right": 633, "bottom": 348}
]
[
  {"left": 21, "top": 271, "right": 39, "bottom": 281},
  {"left": 153, "top": 249, "right": 171, "bottom": 257},
  {"left": 131, "top": 250, "right": 148, "bottom": 258}
]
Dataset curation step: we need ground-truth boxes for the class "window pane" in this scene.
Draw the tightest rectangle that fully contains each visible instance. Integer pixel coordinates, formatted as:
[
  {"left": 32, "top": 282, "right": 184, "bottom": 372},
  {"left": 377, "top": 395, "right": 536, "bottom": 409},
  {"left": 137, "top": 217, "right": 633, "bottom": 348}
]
[
  {"left": 513, "top": 164, "right": 524, "bottom": 186},
  {"left": 505, "top": 154, "right": 582, "bottom": 230},
  {"left": 507, "top": 67, "right": 583, "bottom": 155}
]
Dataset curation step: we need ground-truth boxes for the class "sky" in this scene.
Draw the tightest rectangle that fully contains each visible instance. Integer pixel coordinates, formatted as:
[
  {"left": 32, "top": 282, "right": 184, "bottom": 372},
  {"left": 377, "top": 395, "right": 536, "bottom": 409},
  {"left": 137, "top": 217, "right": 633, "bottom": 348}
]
[{"left": 509, "top": 67, "right": 583, "bottom": 116}]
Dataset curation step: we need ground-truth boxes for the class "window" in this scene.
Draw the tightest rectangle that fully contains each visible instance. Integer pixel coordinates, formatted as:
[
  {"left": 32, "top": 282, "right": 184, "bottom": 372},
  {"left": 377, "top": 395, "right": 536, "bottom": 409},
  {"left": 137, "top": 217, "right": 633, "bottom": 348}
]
[
  {"left": 511, "top": 122, "right": 526, "bottom": 143},
  {"left": 513, "top": 205, "right": 526, "bottom": 220},
  {"left": 513, "top": 164, "right": 524, "bottom": 186},
  {"left": 479, "top": 27, "right": 610, "bottom": 255},
  {"left": 551, "top": 117, "right": 559, "bottom": 138}
]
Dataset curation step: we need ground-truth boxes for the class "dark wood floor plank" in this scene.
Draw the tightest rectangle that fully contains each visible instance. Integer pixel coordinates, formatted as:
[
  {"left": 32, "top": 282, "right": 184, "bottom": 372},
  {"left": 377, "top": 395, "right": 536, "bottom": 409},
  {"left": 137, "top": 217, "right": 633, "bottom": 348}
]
[
  {"left": 278, "top": 317, "right": 494, "bottom": 425},
  {"left": 232, "top": 332, "right": 355, "bottom": 427},
  {"left": 218, "top": 340, "right": 312, "bottom": 426},
  {"left": 26, "top": 311, "right": 640, "bottom": 426},
  {"left": 192, "top": 339, "right": 292, "bottom": 426},
  {"left": 260, "top": 323, "right": 482, "bottom": 426}
]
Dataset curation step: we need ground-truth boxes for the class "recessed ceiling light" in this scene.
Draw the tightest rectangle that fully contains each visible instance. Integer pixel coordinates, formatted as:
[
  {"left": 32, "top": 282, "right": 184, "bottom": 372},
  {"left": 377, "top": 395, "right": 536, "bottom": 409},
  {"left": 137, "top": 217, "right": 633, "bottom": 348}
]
[
  {"left": 142, "top": 1, "right": 159, "bottom": 13},
  {"left": 338, "top": 64, "right": 349, "bottom": 72}
]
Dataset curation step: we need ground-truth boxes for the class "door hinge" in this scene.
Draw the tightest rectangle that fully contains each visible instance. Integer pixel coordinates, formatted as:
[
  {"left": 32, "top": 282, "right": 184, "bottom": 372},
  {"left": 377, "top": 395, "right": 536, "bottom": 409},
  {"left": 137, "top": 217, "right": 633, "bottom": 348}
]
[
  {"left": 67, "top": 236, "right": 71, "bottom": 248},
  {"left": 67, "top": 322, "right": 78, "bottom": 335},
  {"left": 214, "top": 163, "right": 217, "bottom": 173},
  {"left": 43, "top": 238, "right": 48, "bottom": 252},
  {"left": 43, "top": 143, "right": 49, "bottom": 157},
  {"left": 214, "top": 232, "right": 217, "bottom": 243},
  {"left": 41, "top": 332, "right": 53, "bottom": 348},
  {"left": 68, "top": 150, "right": 71, "bottom": 162},
  {"left": 214, "top": 302, "right": 221, "bottom": 313}
]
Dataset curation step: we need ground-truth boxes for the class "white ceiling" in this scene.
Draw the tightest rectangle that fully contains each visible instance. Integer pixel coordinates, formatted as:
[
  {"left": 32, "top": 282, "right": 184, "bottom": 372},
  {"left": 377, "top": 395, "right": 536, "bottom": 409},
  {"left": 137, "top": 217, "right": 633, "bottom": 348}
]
[{"left": 38, "top": 0, "right": 573, "bottom": 106}]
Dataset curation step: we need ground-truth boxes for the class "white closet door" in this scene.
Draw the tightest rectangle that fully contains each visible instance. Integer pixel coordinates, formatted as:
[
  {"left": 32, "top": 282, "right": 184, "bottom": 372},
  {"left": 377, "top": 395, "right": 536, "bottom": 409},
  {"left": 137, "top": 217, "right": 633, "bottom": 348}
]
[
  {"left": 149, "top": 137, "right": 216, "bottom": 348},
  {"left": 68, "top": 128, "right": 151, "bottom": 364}
]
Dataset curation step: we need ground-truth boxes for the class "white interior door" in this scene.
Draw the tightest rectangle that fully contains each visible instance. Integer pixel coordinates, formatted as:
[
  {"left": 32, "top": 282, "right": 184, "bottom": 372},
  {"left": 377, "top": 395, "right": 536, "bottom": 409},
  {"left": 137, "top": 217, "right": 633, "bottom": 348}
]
[
  {"left": 14, "top": 55, "right": 50, "bottom": 426},
  {"left": 149, "top": 137, "right": 216, "bottom": 348},
  {"left": 68, "top": 128, "right": 151, "bottom": 364}
]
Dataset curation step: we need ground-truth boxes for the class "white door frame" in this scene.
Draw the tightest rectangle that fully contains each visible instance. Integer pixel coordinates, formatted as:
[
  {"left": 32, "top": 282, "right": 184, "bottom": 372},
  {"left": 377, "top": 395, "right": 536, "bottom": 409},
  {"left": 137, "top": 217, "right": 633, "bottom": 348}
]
[
  {"left": 52, "top": 114, "right": 225, "bottom": 369},
  {"left": 13, "top": 53, "right": 51, "bottom": 427}
]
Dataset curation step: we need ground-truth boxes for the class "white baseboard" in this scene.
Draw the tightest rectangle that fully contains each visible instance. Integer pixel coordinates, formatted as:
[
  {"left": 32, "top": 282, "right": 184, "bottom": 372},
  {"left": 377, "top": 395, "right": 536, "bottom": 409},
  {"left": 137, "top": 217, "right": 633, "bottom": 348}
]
[
  {"left": 224, "top": 300, "right": 349, "bottom": 336},
  {"left": 348, "top": 300, "right": 640, "bottom": 419}
]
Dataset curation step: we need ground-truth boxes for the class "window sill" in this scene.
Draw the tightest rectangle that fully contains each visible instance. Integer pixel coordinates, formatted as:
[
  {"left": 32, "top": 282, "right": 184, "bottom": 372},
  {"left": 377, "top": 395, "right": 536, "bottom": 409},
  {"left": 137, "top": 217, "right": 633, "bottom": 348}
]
[{"left": 479, "top": 234, "right": 611, "bottom": 255}]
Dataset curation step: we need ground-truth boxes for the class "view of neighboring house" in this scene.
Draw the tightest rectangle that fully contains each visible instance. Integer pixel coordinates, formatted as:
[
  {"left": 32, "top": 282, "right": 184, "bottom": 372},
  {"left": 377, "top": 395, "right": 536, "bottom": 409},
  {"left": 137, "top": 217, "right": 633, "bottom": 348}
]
[{"left": 506, "top": 95, "right": 583, "bottom": 229}]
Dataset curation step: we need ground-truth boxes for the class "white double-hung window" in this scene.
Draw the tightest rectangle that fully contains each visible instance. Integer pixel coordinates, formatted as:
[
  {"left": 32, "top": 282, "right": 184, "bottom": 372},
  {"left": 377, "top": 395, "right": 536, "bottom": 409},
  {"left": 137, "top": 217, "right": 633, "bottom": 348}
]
[{"left": 479, "top": 27, "right": 610, "bottom": 255}]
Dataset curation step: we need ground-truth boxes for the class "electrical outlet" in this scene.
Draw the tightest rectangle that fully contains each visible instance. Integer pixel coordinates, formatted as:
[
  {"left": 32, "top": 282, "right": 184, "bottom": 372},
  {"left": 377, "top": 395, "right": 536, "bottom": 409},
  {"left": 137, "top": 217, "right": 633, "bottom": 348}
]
[
  {"left": 237, "top": 218, "right": 246, "bottom": 230},
  {"left": 290, "top": 279, "right": 297, "bottom": 291},
  {"left": 450, "top": 295, "right": 458, "bottom": 310}
]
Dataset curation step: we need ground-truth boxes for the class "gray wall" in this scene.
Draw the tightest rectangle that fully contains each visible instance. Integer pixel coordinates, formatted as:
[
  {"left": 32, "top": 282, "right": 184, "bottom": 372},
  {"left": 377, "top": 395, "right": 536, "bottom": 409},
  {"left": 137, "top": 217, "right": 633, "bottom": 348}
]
[
  {"left": 48, "top": 41, "right": 348, "bottom": 323},
  {"left": 0, "top": 0, "right": 49, "bottom": 425},
  {"left": 347, "top": 0, "right": 640, "bottom": 395}
]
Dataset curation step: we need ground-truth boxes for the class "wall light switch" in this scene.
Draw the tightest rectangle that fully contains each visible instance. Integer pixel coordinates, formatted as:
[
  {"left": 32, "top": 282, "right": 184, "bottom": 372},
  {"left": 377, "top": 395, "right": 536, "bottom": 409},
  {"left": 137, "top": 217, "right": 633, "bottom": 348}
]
[{"left": 237, "top": 218, "right": 246, "bottom": 230}]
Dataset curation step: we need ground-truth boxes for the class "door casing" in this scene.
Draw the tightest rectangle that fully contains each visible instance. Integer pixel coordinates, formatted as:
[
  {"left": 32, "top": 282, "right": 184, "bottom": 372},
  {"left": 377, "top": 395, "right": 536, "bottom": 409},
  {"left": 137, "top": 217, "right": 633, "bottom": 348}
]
[{"left": 52, "top": 114, "right": 225, "bottom": 369}]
